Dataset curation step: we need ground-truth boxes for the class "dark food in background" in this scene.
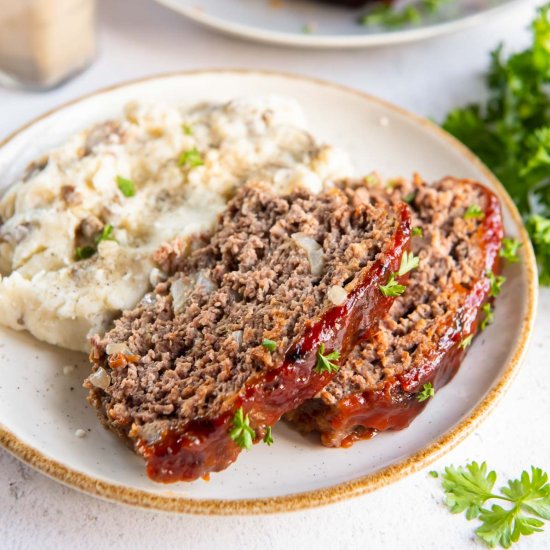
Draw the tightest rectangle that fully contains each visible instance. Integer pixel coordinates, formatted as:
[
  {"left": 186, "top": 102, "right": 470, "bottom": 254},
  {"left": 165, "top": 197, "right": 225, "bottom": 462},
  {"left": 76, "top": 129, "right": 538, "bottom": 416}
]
[
  {"left": 285, "top": 176, "right": 503, "bottom": 447},
  {"left": 86, "top": 183, "right": 411, "bottom": 482}
]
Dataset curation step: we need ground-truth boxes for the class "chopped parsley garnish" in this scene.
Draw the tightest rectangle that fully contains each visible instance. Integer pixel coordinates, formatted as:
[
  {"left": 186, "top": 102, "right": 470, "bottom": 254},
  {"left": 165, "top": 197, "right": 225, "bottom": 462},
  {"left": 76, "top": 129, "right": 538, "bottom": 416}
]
[
  {"left": 488, "top": 271, "right": 506, "bottom": 298},
  {"left": 360, "top": 3, "right": 420, "bottom": 28},
  {"left": 379, "top": 252, "right": 419, "bottom": 297},
  {"left": 500, "top": 237, "right": 522, "bottom": 263},
  {"left": 458, "top": 334, "right": 474, "bottom": 350},
  {"left": 314, "top": 343, "right": 340, "bottom": 375},
  {"left": 116, "top": 175, "right": 135, "bottom": 197},
  {"left": 364, "top": 173, "right": 380, "bottom": 187},
  {"left": 182, "top": 124, "right": 193, "bottom": 136},
  {"left": 75, "top": 245, "right": 96, "bottom": 261},
  {"left": 441, "top": 5, "right": 550, "bottom": 284},
  {"left": 464, "top": 205, "right": 485, "bottom": 220},
  {"left": 229, "top": 407, "right": 255, "bottom": 450},
  {"left": 178, "top": 147, "right": 203, "bottom": 168},
  {"left": 412, "top": 226, "right": 423, "bottom": 237},
  {"left": 94, "top": 224, "right": 116, "bottom": 244},
  {"left": 438, "top": 462, "right": 550, "bottom": 548},
  {"left": 262, "top": 339, "right": 277, "bottom": 352},
  {"left": 403, "top": 191, "right": 417, "bottom": 204},
  {"left": 359, "top": 0, "right": 449, "bottom": 28},
  {"left": 417, "top": 382, "right": 435, "bottom": 402},
  {"left": 398, "top": 251, "right": 420, "bottom": 277},
  {"left": 379, "top": 273, "right": 407, "bottom": 297},
  {"left": 481, "top": 303, "right": 494, "bottom": 331},
  {"left": 263, "top": 426, "right": 274, "bottom": 446},
  {"left": 429, "top": 470, "right": 439, "bottom": 478}
]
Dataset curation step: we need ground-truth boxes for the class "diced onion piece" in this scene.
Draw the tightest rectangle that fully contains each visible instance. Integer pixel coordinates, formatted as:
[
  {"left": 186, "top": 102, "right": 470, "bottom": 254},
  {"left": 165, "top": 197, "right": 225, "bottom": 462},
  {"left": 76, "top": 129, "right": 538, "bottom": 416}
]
[
  {"left": 170, "top": 278, "right": 191, "bottom": 312},
  {"left": 327, "top": 285, "right": 348, "bottom": 306},
  {"left": 89, "top": 367, "right": 111, "bottom": 390},
  {"left": 141, "top": 292, "right": 156, "bottom": 306},
  {"left": 291, "top": 232, "right": 324, "bottom": 276},
  {"left": 196, "top": 270, "right": 216, "bottom": 293},
  {"left": 105, "top": 342, "right": 129, "bottom": 355},
  {"left": 231, "top": 330, "right": 243, "bottom": 346}
]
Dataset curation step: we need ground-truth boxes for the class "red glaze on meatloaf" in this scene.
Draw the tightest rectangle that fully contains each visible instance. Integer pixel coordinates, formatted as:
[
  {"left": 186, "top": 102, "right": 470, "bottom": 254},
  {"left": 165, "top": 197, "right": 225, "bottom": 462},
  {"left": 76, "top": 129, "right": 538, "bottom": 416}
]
[
  {"left": 85, "top": 183, "right": 411, "bottom": 482},
  {"left": 285, "top": 176, "right": 504, "bottom": 447}
]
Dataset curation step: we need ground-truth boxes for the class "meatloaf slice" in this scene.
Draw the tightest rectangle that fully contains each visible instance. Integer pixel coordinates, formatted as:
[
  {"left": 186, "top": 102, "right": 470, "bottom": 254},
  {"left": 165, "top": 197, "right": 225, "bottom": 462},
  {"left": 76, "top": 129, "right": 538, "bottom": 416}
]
[
  {"left": 285, "top": 175, "right": 504, "bottom": 447},
  {"left": 85, "top": 183, "right": 411, "bottom": 482}
]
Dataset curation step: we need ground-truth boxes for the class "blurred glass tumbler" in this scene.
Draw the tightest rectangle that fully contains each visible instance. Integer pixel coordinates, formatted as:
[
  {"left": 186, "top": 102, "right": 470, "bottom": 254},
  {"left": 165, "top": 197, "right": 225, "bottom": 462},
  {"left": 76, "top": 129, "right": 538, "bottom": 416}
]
[{"left": 0, "top": 0, "right": 96, "bottom": 90}]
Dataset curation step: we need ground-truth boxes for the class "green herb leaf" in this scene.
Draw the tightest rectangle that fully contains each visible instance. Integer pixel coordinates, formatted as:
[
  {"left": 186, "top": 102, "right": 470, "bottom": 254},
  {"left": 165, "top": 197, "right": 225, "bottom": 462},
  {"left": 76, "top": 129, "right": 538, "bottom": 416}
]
[
  {"left": 442, "top": 462, "right": 497, "bottom": 520},
  {"left": 412, "top": 226, "right": 423, "bottom": 237},
  {"left": 262, "top": 339, "right": 277, "bottom": 352},
  {"left": 500, "top": 238, "right": 522, "bottom": 263},
  {"left": 488, "top": 271, "right": 506, "bottom": 298},
  {"left": 263, "top": 426, "right": 274, "bottom": 446},
  {"left": 229, "top": 407, "right": 255, "bottom": 450},
  {"left": 379, "top": 273, "right": 407, "bottom": 297},
  {"left": 75, "top": 245, "right": 96, "bottom": 261},
  {"left": 464, "top": 205, "right": 485, "bottom": 220},
  {"left": 94, "top": 224, "right": 116, "bottom": 244},
  {"left": 440, "top": 463, "right": 550, "bottom": 547},
  {"left": 178, "top": 147, "right": 203, "bottom": 168},
  {"left": 429, "top": 470, "right": 439, "bottom": 478},
  {"left": 398, "top": 251, "right": 420, "bottom": 276},
  {"left": 417, "top": 382, "right": 435, "bottom": 402},
  {"left": 458, "top": 334, "right": 474, "bottom": 350},
  {"left": 314, "top": 343, "right": 340, "bottom": 374},
  {"left": 481, "top": 303, "right": 494, "bottom": 331},
  {"left": 182, "top": 124, "right": 193, "bottom": 136},
  {"left": 403, "top": 191, "right": 417, "bottom": 204},
  {"left": 116, "top": 175, "right": 135, "bottom": 197},
  {"left": 359, "top": 0, "right": 450, "bottom": 29}
]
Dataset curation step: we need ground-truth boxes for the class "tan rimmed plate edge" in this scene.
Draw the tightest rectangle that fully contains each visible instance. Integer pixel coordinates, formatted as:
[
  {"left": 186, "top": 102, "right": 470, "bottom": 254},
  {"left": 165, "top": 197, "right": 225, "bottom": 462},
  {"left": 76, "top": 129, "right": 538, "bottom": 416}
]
[{"left": 0, "top": 69, "right": 539, "bottom": 515}]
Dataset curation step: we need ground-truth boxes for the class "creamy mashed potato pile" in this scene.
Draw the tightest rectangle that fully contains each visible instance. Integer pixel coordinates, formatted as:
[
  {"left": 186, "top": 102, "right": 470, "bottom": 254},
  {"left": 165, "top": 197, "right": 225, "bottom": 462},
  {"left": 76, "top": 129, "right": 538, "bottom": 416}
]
[{"left": 0, "top": 97, "right": 352, "bottom": 351}]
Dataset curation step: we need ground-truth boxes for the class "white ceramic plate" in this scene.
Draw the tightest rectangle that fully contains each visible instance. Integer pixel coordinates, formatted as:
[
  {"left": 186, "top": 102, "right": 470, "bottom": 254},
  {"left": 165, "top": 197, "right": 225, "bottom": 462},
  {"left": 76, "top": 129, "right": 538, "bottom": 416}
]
[
  {"left": 155, "top": 0, "right": 524, "bottom": 48},
  {"left": 0, "top": 70, "right": 537, "bottom": 514}
]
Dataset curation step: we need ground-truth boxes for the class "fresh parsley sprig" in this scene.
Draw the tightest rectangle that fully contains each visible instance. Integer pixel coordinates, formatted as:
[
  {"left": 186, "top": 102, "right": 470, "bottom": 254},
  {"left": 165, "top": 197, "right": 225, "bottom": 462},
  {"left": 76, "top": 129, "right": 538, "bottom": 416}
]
[
  {"left": 262, "top": 339, "right": 277, "bottom": 352},
  {"left": 500, "top": 238, "right": 522, "bottom": 263},
  {"left": 229, "top": 407, "right": 255, "bottom": 450},
  {"left": 314, "top": 343, "right": 340, "bottom": 374},
  {"left": 488, "top": 271, "right": 506, "bottom": 298},
  {"left": 417, "top": 382, "right": 435, "bottom": 402},
  {"left": 442, "top": 5, "right": 550, "bottom": 284},
  {"left": 359, "top": 0, "right": 450, "bottom": 29},
  {"left": 379, "top": 273, "right": 407, "bottom": 297},
  {"left": 379, "top": 251, "right": 420, "bottom": 297},
  {"left": 481, "top": 303, "right": 494, "bottom": 331},
  {"left": 116, "top": 175, "right": 136, "bottom": 197},
  {"left": 398, "top": 251, "right": 420, "bottom": 276},
  {"left": 458, "top": 334, "right": 473, "bottom": 350},
  {"left": 464, "top": 204, "right": 485, "bottom": 220},
  {"left": 438, "top": 462, "right": 550, "bottom": 548},
  {"left": 178, "top": 147, "right": 203, "bottom": 168},
  {"left": 263, "top": 426, "right": 274, "bottom": 446}
]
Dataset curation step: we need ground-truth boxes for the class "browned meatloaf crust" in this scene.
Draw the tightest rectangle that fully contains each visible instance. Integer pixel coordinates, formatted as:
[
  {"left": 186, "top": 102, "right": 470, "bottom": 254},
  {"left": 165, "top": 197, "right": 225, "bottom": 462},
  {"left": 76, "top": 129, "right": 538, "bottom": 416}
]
[
  {"left": 285, "top": 176, "right": 504, "bottom": 447},
  {"left": 85, "top": 183, "right": 411, "bottom": 482}
]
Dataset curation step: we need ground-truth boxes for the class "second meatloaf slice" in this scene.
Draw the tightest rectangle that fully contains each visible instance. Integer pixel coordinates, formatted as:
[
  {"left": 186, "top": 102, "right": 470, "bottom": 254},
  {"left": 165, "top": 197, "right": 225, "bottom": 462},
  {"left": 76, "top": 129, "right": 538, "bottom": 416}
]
[
  {"left": 85, "top": 183, "right": 411, "bottom": 482},
  {"left": 285, "top": 176, "right": 504, "bottom": 447}
]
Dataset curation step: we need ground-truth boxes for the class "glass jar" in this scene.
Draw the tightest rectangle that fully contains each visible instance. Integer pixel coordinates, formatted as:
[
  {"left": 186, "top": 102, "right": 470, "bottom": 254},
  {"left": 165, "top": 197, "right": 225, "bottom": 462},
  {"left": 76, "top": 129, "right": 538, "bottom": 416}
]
[{"left": 0, "top": 0, "right": 96, "bottom": 90}]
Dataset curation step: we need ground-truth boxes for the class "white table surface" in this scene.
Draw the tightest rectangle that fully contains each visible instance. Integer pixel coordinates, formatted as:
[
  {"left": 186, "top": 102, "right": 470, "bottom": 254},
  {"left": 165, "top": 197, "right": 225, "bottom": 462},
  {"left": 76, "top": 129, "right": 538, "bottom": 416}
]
[{"left": 1, "top": 1, "right": 548, "bottom": 548}]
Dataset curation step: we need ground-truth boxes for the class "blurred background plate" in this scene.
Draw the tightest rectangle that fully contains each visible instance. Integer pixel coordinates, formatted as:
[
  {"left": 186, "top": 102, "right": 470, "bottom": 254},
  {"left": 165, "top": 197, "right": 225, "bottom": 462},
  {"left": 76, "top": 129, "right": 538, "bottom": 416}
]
[{"left": 155, "top": 0, "right": 526, "bottom": 48}]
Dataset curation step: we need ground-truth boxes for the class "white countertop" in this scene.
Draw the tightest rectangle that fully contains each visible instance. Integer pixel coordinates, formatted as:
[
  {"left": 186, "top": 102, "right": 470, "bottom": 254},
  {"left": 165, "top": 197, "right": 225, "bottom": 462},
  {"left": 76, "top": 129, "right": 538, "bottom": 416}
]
[{"left": 1, "top": 1, "right": 548, "bottom": 548}]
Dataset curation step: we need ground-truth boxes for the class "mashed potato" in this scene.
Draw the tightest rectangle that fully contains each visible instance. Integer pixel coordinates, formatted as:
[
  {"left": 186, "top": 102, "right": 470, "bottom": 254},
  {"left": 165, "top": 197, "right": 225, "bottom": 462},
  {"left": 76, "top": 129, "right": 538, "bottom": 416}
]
[{"left": 0, "top": 97, "right": 352, "bottom": 351}]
